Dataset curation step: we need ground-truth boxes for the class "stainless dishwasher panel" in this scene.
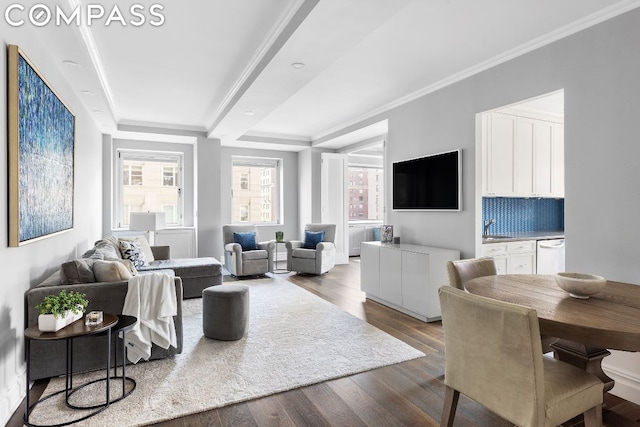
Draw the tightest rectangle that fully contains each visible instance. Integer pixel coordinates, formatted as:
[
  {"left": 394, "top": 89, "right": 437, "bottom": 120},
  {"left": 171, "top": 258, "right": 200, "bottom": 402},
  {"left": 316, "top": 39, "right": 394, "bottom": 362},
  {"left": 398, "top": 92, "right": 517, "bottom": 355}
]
[{"left": 536, "top": 239, "right": 565, "bottom": 274}]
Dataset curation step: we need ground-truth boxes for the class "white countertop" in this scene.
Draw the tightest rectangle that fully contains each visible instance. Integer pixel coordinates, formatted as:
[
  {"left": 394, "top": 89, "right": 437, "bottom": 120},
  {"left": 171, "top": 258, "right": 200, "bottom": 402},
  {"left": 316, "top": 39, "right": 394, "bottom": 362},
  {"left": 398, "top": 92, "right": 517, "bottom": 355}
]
[{"left": 482, "top": 231, "right": 564, "bottom": 243}]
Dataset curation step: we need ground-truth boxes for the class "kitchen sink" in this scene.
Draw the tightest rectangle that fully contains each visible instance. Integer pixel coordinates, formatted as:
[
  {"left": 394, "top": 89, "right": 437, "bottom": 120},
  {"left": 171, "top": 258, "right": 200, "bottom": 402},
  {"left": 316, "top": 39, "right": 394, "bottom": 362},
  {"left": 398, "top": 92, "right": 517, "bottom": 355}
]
[{"left": 483, "top": 234, "right": 510, "bottom": 240}]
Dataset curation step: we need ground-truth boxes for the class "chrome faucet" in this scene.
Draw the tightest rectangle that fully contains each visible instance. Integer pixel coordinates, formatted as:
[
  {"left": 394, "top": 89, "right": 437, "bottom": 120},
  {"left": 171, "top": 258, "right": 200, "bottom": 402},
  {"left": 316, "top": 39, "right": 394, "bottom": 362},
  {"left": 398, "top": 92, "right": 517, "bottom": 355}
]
[{"left": 483, "top": 219, "right": 496, "bottom": 236}]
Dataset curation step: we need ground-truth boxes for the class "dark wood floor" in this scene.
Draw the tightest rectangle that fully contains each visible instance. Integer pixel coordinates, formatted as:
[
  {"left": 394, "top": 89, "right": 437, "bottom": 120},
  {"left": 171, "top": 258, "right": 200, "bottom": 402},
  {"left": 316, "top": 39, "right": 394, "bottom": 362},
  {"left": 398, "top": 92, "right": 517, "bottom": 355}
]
[{"left": 10, "top": 259, "right": 640, "bottom": 426}]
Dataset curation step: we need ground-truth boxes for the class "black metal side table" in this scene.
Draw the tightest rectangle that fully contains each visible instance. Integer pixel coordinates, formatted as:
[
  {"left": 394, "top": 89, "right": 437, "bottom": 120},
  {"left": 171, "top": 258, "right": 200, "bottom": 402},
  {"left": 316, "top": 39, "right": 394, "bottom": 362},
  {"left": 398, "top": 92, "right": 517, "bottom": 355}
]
[
  {"left": 66, "top": 315, "right": 138, "bottom": 408},
  {"left": 24, "top": 314, "right": 118, "bottom": 427}
]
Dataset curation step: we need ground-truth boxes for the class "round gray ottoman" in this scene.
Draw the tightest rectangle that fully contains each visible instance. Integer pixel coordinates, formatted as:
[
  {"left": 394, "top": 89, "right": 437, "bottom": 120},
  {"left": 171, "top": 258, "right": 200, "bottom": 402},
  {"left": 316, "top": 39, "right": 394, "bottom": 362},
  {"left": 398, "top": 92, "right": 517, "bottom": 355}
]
[{"left": 202, "top": 284, "right": 250, "bottom": 340}]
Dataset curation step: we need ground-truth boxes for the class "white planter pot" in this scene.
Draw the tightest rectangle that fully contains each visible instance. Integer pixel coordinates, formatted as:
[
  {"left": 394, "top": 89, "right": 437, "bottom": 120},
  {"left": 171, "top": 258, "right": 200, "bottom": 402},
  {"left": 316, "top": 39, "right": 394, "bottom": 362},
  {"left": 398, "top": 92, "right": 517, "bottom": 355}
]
[{"left": 38, "top": 310, "right": 83, "bottom": 332}]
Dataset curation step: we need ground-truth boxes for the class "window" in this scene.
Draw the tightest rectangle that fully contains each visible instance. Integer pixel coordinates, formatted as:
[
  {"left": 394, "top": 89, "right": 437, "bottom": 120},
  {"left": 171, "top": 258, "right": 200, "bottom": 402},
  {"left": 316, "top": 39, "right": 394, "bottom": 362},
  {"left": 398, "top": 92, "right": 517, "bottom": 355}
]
[
  {"left": 347, "top": 166, "right": 384, "bottom": 221},
  {"left": 123, "top": 165, "right": 142, "bottom": 186},
  {"left": 240, "top": 173, "right": 249, "bottom": 190},
  {"left": 232, "top": 156, "right": 282, "bottom": 224},
  {"left": 162, "top": 204, "right": 177, "bottom": 224},
  {"left": 162, "top": 167, "right": 178, "bottom": 187},
  {"left": 116, "top": 150, "right": 183, "bottom": 227}
]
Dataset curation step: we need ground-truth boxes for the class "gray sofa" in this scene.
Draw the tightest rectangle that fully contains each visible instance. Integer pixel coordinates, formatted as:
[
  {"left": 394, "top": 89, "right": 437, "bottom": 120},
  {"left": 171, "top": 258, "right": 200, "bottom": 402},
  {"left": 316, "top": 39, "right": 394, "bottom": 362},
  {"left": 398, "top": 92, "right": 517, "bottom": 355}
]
[{"left": 24, "top": 237, "right": 223, "bottom": 380}]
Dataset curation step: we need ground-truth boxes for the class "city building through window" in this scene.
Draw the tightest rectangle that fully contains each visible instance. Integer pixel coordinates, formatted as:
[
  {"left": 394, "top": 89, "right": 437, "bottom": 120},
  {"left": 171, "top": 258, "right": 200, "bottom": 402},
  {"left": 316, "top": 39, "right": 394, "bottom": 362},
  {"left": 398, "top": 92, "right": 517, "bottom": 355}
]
[
  {"left": 232, "top": 156, "right": 282, "bottom": 224},
  {"left": 116, "top": 150, "right": 183, "bottom": 227},
  {"left": 348, "top": 166, "right": 384, "bottom": 221}
]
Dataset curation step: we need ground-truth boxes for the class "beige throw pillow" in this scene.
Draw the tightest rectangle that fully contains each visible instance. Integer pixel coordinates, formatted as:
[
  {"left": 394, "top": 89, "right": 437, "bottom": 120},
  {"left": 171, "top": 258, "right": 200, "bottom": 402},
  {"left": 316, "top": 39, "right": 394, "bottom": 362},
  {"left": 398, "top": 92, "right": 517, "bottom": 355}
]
[{"left": 93, "top": 260, "right": 134, "bottom": 282}]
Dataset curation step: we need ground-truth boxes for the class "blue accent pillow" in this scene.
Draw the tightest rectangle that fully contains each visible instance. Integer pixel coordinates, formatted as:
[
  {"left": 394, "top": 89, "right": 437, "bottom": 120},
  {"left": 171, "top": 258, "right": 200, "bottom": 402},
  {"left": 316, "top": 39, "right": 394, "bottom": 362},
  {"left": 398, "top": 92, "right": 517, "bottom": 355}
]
[
  {"left": 303, "top": 230, "right": 325, "bottom": 249},
  {"left": 372, "top": 227, "right": 381, "bottom": 241},
  {"left": 234, "top": 231, "right": 258, "bottom": 251}
]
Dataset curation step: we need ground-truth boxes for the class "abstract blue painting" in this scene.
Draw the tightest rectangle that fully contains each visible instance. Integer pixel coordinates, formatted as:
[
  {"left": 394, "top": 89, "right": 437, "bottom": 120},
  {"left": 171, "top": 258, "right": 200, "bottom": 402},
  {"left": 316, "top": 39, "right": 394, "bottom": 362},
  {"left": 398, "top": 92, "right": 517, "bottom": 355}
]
[{"left": 8, "top": 45, "right": 75, "bottom": 246}]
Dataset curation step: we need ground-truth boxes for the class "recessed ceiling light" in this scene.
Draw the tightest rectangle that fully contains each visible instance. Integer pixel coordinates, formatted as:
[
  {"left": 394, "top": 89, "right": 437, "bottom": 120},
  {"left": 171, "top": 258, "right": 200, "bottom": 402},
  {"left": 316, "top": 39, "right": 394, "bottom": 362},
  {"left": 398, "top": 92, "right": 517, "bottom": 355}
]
[
  {"left": 81, "top": 90, "right": 94, "bottom": 95},
  {"left": 244, "top": 110, "right": 255, "bottom": 116},
  {"left": 63, "top": 60, "right": 78, "bottom": 67},
  {"left": 291, "top": 62, "right": 305, "bottom": 69},
  {"left": 93, "top": 110, "right": 102, "bottom": 114}
]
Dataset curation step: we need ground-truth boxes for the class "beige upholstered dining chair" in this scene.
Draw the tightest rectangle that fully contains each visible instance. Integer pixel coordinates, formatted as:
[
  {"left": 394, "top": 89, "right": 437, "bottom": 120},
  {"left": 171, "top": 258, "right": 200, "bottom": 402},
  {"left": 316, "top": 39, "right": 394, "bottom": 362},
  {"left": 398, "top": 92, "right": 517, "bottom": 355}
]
[
  {"left": 446, "top": 257, "right": 497, "bottom": 290},
  {"left": 438, "top": 286, "right": 603, "bottom": 427},
  {"left": 447, "top": 257, "right": 557, "bottom": 353}
]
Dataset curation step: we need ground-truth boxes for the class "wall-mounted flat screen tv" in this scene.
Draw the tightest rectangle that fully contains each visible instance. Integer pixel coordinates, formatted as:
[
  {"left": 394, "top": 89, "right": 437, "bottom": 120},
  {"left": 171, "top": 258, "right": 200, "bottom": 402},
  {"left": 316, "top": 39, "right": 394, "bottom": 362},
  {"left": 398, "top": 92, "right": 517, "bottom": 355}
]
[{"left": 392, "top": 149, "right": 461, "bottom": 211}]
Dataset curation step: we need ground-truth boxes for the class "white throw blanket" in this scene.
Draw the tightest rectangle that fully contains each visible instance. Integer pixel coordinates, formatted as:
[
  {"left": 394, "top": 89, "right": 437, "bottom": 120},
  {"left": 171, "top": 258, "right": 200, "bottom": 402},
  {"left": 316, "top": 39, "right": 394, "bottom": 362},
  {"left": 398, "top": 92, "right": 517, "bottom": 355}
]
[{"left": 123, "top": 272, "right": 177, "bottom": 363}]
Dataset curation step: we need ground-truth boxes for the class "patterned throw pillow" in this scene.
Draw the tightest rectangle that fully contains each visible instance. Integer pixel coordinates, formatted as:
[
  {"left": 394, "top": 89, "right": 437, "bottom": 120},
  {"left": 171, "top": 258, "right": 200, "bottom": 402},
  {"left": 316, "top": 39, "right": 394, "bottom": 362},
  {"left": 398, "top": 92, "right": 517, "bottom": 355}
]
[{"left": 119, "top": 239, "right": 148, "bottom": 268}]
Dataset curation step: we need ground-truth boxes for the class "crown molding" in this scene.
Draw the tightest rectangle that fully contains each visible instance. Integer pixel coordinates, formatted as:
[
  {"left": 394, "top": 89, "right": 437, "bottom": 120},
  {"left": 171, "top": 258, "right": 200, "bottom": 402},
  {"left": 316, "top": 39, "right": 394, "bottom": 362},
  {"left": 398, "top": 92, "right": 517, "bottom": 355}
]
[{"left": 313, "top": 1, "right": 640, "bottom": 141}]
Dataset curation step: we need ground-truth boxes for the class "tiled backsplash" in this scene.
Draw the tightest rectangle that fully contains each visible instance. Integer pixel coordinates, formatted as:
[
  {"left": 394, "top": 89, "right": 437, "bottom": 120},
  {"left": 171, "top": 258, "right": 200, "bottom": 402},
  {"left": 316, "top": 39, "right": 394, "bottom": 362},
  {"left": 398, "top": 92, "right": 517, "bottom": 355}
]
[{"left": 482, "top": 197, "right": 564, "bottom": 234}]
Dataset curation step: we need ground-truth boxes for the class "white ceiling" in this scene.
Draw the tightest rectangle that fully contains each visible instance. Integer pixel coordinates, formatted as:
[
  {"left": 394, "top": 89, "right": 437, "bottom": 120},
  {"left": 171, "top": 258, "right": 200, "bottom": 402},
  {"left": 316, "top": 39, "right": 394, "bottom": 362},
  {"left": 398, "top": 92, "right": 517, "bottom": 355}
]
[{"left": 33, "top": 0, "right": 640, "bottom": 151}]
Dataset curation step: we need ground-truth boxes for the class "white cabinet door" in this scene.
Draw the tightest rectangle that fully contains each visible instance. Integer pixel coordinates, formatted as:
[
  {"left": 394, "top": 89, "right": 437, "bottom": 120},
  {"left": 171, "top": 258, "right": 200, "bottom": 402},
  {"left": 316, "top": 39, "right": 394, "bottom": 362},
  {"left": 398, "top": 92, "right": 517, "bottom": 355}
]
[
  {"left": 508, "top": 240, "right": 536, "bottom": 254},
  {"left": 487, "top": 113, "right": 515, "bottom": 196},
  {"left": 379, "top": 247, "right": 403, "bottom": 306},
  {"left": 484, "top": 240, "right": 536, "bottom": 274},
  {"left": 494, "top": 256, "right": 508, "bottom": 275},
  {"left": 481, "top": 242, "right": 508, "bottom": 257},
  {"left": 508, "top": 253, "right": 536, "bottom": 274},
  {"left": 155, "top": 228, "right": 196, "bottom": 258},
  {"left": 360, "top": 243, "right": 380, "bottom": 297},
  {"left": 484, "top": 112, "right": 564, "bottom": 198},
  {"left": 552, "top": 123, "right": 565, "bottom": 197},
  {"left": 514, "top": 117, "right": 534, "bottom": 196},
  {"left": 400, "top": 251, "right": 429, "bottom": 317},
  {"left": 534, "top": 120, "right": 554, "bottom": 197}
]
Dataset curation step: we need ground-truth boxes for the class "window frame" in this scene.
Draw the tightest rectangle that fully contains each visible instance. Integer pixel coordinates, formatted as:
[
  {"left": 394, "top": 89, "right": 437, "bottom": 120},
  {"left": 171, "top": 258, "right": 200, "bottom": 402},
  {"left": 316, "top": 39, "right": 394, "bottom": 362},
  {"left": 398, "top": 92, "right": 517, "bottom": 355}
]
[{"left": 115, "top": 149, "right": 184, "bottom": 229}]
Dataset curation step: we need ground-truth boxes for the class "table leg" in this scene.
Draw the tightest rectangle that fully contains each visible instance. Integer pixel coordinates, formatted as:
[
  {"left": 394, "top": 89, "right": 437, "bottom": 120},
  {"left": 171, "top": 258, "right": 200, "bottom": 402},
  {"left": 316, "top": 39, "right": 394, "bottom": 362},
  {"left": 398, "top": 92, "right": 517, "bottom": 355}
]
[
  {"left": 24, "top": 337, "right": 30, "bottom": 424},
  {"left": 66, "top": 339, "right": 72, "bottom": 400},
  {"left": 552, "top": 339, "right": 614, "bottom": 392},
  {"left": 120, "top": 332, "right": 126, "bottom": 395},
  {"left": 106, "top": 328, "right": 111, "bottom": 407}
]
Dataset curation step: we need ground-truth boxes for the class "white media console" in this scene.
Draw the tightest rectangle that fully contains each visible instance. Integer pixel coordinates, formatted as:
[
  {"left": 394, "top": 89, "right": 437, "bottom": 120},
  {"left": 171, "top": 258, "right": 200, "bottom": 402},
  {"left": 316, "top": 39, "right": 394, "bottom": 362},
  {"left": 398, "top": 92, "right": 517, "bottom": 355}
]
[{"left": 360, "top": 241, "right": 460, "bottom": 322}]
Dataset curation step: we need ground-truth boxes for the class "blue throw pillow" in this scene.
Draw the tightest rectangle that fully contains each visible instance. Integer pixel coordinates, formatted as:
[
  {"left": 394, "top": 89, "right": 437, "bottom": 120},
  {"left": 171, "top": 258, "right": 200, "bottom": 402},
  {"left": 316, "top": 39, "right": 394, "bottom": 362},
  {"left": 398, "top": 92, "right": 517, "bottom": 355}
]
[
  {"left": 234, "top": 231, "right": 258, "bottom": 251},
  {"left": 303, "top": 230, "right": 325, "bottom": 249}
]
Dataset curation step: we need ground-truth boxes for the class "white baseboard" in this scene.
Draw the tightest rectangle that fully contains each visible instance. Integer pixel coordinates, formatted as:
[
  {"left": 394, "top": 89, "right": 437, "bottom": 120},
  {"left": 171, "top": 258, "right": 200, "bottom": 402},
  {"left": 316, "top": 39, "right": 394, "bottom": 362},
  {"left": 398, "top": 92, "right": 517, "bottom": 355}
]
[
  {"left": 604, "top": 362, "right": 640, "bottom": 405},
  {"left": 0, "top": 366, "right": 26, "bottom": 426}
]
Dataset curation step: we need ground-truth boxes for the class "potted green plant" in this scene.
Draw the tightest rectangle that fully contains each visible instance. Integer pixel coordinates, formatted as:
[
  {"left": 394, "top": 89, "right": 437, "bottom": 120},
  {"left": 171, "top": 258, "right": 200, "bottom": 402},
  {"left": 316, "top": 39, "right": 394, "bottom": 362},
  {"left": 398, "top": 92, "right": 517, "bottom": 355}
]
[{"left": 36, "top": 290, "right": 89, "bottom": 332}]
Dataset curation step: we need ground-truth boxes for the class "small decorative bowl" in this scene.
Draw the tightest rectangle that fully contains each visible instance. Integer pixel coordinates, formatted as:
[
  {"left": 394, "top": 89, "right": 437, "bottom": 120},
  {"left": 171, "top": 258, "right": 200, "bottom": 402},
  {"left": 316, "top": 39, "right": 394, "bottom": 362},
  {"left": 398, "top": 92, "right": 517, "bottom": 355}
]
[{"left": 555, "top": 272, "right": 606, "bottom": 299}]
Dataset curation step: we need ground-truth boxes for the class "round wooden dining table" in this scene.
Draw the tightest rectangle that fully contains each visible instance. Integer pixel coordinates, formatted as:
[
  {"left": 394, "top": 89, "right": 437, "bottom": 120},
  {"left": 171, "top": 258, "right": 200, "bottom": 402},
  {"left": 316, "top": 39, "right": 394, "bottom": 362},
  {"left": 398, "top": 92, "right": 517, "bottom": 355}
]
[{"left": 465, "top": 274, "right": 640, "bottom": 395}]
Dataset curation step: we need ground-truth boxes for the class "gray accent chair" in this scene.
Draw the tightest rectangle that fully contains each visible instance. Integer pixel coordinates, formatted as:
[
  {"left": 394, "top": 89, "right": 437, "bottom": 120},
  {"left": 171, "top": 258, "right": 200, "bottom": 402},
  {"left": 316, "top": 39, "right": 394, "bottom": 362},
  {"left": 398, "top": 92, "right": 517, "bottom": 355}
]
[
  {"left": 438, "top": 286, "right": 603, "bottom": 427},
  {"left": 286, "top": 224, "right": 336, "bottom": 275},
  {"left": 222, "top": 225, "right": 275, "bottom": 276}
]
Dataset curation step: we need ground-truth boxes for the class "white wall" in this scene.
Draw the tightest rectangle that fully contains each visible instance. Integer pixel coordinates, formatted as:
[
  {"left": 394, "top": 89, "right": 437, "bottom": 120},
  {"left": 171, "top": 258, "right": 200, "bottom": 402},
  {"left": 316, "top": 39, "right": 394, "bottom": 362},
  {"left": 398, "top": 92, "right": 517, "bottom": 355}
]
[
  {"left": 219, "top": 147, "right": 299, "bottom": 259},
  {"left": 297, "top": 147, "right": 335, "bottom": 237},
  {"left": 196, "top": 137, "right": 222, "bottom": 257},
  {"left": 0, "top": 32, "right": 104, "bottom": 424},
  {"left": 376, "top": 8, "right": 640, "bottom": 402},
  {"left": 298, "top": 6, "right": 640, "bottom": 403}
]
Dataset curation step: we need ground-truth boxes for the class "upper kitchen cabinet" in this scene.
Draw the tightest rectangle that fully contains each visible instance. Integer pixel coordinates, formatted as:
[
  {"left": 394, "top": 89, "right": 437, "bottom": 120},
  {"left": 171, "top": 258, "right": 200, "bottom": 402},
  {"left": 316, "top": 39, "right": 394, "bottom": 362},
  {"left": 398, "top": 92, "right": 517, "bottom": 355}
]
[{"left": 483, "top": 112, "right": 564, "bottom": 198}]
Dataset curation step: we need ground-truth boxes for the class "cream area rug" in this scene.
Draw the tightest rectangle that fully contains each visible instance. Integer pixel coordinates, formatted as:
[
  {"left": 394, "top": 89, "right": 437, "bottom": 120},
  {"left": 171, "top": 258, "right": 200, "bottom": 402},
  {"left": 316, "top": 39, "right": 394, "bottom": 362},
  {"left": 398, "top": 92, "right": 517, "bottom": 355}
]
[{"left": 27, "top": 278, "right": 425, "bottom": 426}]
